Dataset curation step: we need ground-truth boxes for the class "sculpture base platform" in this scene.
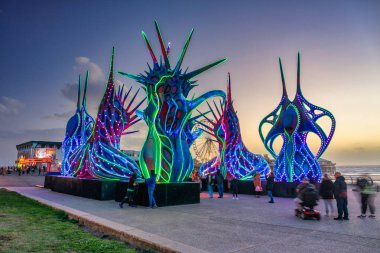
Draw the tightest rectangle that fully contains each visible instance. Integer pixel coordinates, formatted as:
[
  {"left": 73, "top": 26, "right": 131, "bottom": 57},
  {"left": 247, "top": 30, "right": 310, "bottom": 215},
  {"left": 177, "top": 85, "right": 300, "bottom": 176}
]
[
  {"left": 44, "top": 175, "right": 116, "bottom": 200},
  {"left": 44, "top": 175, "right": 200, "bottom": 205},
  {"left": 201, "top": 179, "right": 313, "bottom": 198},
  {"left": 115, "top": 182, "right": 200, "bottom": 207}
]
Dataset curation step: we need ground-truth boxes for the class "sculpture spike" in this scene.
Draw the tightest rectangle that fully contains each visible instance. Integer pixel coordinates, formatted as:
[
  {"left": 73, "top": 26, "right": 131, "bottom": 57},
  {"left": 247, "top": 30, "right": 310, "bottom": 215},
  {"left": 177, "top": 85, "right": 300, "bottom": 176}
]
[
  {"left": 104, "top": 47, "right": 115, "bottom": 100},
  {"left": 175, "top": 28, "right": 194, "bottom": 73},
  {"left": 279, "top": 58, "right": 288, "bottom": 97},
  {"left": 82, "top": 71, "right": 89, "bottom": 107},
  {"left": 129, "top": 97, "right": 147, "bottom": 115},
  {"left": 154, "top": 21, "right": 170, "bottom": 69},
  {"left": 206, "top": 101, "right": 218, "bottom": 122},
  {"left": 227, "top": 72, "right": 232, "bottom": 104},
  {"left": 126, "top": 88, "right": 141, "bottom": 112},
  {"left": 122, "top": 86, "right": 133, "bottom": 105},
  {"left": 297, "top": 52, "right": 301, "bottom": 93},
  {"left": 141, "top": 31, "right": 157, "bottom": 64},
  {"left": 184, "top": 58, "right": 227, "bottom": 80},
  {"left": 118, "top": 71, "right": 144, "bottom": 83},
  {"left": 77, "top": 75, "right": 81, "bottom": 111},
  {"left": 213, "top": 100, "right": 222, "bottom": 118}
]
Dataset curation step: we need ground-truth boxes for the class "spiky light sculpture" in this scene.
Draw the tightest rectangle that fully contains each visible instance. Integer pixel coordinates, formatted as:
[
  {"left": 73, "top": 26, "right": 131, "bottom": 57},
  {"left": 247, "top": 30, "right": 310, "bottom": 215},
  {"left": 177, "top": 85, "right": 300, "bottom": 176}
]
[
  {"left": 61, "top": 72, "right": 94, "bottom": 176},
  {"left": 119, "top": 22, "right": 226, "bottom": 182},
  {"left": 199, "top": 73, "right": 269, "bottom": 179},
  {"left": 68, "top": 48, "right": 145, "bottom": 179},
  {"left": 259, "top": 53, "right": 336, "bottom": 183}
]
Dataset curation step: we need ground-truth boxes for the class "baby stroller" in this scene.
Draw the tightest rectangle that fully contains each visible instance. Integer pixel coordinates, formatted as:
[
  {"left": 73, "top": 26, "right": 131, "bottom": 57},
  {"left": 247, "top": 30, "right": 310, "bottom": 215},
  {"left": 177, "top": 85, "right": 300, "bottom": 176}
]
[{"left": 295, "top": 186, "right": 321, "bottom": 220}]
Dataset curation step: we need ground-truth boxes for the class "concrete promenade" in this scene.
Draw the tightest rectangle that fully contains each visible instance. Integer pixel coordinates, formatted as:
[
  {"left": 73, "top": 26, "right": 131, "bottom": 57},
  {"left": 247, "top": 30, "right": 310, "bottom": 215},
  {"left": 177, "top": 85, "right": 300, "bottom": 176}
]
[{"left": 1, "top": 174, "right": 380, "bottom": 253}]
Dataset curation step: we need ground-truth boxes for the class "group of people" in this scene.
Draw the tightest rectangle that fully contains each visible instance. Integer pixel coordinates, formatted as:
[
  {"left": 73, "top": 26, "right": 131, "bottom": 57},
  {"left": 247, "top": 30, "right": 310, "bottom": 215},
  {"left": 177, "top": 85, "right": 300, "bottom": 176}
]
[
  {"left": 296, "top": 171, "right": 377, "bottom": 220},
  {"left": 118, "top": 169, "right": 377, "bottom": 220},
  {"left": 119, "top": 170, "right": 158, "bottom": 209},
  {"left": 0, "top": 166, "right": 17, "bottom": 175},
  {"left": 0, "top": 166, "right": 46, "bottom": 176},
  {"left": 204, "top": 170, "right": 276, "bottom": 204}
]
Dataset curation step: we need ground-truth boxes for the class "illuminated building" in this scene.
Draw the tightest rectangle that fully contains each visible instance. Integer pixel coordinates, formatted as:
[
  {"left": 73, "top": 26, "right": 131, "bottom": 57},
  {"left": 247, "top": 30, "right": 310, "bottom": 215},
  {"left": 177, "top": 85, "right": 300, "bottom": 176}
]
[{"left": 16, "top": 141, "right": 62, "bottom": 172}]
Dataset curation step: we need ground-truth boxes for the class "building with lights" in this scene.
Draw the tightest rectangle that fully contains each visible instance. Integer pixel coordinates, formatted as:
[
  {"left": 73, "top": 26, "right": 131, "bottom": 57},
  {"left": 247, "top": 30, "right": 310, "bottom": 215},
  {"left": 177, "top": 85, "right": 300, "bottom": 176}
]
[{"left": 16, "top": 141, "right": 62, "bottom": 172}]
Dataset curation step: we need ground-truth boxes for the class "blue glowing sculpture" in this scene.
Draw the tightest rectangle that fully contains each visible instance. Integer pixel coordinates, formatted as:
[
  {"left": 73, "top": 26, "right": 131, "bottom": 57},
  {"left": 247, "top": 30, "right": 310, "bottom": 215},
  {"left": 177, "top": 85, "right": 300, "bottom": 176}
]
[
  {"left": 259, "top": 53, "right": 336, "bottom": 183},
  {"left": 69, "top": 48, "right": 145, "bottom": 179},
  {"left": 62, "top": 72, "right": 94, "bottom": 176},
  {"left": 119, "top": 21, "right": 226, "bottom": 182},
  {"left": 199, "top": 74, "right": 270, "bottom": 179}
]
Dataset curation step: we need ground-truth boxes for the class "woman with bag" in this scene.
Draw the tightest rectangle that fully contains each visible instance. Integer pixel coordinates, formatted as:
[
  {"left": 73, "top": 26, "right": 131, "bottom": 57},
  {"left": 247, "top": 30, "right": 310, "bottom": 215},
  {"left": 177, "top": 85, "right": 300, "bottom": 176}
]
[{"left": 253, "top": 171, "right": 263, "bottom": 198}]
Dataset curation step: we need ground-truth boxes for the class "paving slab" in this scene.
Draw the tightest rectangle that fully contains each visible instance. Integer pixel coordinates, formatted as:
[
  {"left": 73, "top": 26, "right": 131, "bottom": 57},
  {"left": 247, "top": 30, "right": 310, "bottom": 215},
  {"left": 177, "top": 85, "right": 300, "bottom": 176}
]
[{"left": 1, "top": 175, "right": 380, "bottom": 253}]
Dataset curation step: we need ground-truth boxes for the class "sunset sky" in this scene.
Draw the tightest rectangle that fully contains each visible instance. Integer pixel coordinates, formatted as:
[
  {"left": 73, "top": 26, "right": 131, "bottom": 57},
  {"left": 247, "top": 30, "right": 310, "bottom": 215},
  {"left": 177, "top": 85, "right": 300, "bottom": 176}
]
[{"left": 0, "top": 0, "right": 379, "bottom": 166}]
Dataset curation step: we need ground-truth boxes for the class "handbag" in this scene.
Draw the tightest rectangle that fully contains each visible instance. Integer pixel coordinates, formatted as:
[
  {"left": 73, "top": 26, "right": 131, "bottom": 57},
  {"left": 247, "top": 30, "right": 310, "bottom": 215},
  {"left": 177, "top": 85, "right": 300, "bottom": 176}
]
[{"left": 255, "top": 186, "right": 262, "bottom": 192}]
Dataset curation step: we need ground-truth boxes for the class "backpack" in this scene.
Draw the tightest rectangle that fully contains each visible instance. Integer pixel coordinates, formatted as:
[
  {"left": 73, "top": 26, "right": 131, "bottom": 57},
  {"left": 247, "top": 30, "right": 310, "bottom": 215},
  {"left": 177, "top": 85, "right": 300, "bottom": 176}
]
[
  {"left": 357, "top": 178, "right": 370, "bottom": 189},
  {"left": 303, "top": 187, "right": 318, "bottom": 205}
]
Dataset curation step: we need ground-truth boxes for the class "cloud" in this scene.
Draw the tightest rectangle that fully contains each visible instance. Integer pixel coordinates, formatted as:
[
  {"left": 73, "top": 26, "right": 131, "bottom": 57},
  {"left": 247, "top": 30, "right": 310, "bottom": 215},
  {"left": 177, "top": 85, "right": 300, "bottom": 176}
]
[
  {"left": 61, "top": 56, "right": 107, "bottom": 107},
  {"left": 42, "top": 111, "right": 74, "bottom": 121},
  {"left": 0, "top": 96, "right": 25, "bottom": 116},
  {"left": 74, "top": 56, "right": 104, "bottom": 83}
]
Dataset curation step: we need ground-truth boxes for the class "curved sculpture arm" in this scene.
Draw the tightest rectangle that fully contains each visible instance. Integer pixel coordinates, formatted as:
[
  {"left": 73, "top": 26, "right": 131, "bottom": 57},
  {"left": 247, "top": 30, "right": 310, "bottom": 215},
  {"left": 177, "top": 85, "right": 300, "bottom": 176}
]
[
  {"left": 189, "top": 90, "right": 226, "bottom": 111},
  {"left": 298, "top": 95, "right": 336, "bottom": 158},
  {"left": 258, "top": 101, "right": 284, "bottom": 158}
]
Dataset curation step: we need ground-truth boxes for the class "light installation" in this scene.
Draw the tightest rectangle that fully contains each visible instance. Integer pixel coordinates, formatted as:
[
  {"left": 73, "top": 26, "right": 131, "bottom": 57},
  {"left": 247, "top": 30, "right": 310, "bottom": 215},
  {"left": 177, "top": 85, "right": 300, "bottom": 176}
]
[
  {"left": 62, "top": 72, "right": 94, "bottom": 176},
  {"left": 259, "top": 53, "right": 335, "bottom": 183},
  {"left": 119, "top": 21, "right": 226, "bottom": 182},
  {"left": 199, "top": 74, "right": 270, "bottom": 179},
  {"left": 68, "top": 48, "right": 145, "bottom": 179}
]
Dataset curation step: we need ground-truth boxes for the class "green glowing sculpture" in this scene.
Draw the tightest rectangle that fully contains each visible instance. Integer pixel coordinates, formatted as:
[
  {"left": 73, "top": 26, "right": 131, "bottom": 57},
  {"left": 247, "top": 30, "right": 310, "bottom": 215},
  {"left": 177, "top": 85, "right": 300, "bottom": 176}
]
[{"left": 119, "top": 22, "right": 226, "bottom": 182}]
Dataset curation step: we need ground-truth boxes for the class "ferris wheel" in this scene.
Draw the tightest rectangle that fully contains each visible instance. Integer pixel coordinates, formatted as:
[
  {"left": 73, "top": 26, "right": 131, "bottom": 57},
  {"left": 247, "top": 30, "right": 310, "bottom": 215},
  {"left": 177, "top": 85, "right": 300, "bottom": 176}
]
[{"left": 192, "top": 119, "right": 219, "bottom": 163}]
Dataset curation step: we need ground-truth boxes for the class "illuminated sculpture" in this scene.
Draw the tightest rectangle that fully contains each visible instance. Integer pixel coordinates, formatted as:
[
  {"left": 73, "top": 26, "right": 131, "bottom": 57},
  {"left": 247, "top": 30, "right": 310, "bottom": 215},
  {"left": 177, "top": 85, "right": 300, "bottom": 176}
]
[
  {"left": 199, "top": 74, "right": 270, "bottom": 179},
  {"left": 62, "top": 72, "right": 94, "bottom": 176},
  {"left": 119, "top": 22, "right": 226, "bottom": 182},
  {"left": 259, "top": 53, "right": 335, "bottom": 183},
  {"left": 68, "top": 48, "right": 145, "bottom": 179}
]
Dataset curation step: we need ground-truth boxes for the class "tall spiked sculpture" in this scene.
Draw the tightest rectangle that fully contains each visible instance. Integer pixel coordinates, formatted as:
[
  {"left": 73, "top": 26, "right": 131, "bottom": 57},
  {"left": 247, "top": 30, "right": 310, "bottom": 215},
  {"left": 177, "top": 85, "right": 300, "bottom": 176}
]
[
  {"left": 259, "top": 53, "right": 336, "bottom": 183},
  {"left": 62, "top": 73, "right": 94, "bottom": 176},
  {"left": 199, "top": 74, "right": 270, "bottom": 179},
  {"left": 119, "top": 22, "right": 226, "bottom": 182},
  {"left": 68, "top": 48, "right": 145, "bottom": 179}
]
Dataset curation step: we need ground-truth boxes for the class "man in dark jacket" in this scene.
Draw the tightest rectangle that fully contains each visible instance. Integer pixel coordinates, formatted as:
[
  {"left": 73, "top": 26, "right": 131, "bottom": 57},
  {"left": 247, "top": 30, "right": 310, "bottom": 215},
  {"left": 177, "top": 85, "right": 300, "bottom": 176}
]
[
  {"left": 215, "top": 170, "right": 224, "bottom": 198},
  {"left": 333, "top": 172, "right": 349, "bottom": 220}
]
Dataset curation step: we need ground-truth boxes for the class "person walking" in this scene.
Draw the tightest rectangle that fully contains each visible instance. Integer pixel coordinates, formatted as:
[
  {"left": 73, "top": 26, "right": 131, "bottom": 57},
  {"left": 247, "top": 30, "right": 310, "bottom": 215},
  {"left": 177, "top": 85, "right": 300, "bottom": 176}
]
[
  {"left": 319, "top": 174, "right": 335, "bottom": 216},
  {"left": 206, "top": 173, "right": 214, "bottom": 198},
  {"left": 253, "top": 171, "right": 262, "bottom": 198},
  {"left": 215, "top": 170, "right": 224, "bottom": 198},
  {"left": 333, "top": 172, "right": 349, "bottom": 220},
  {"left": 357, "top": 175, "right": 376, "bottom": 218},
  {"left": 266, "top": 171, "right": 275, "bottom": 203},
  {"left": 145, "top": 170, "right": 158, "bottom": 208},
  {"left": 230, "top": 176, "right": 239, "bottom": 200},
  {"left": 119, "top": 173, "right": 138, "bottom": 208}
]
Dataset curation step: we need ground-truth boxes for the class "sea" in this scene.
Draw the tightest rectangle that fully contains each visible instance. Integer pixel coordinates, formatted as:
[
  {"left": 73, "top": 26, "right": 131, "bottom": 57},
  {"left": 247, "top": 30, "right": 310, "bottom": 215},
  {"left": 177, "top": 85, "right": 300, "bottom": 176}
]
[
  {"left": 337, "top": 165, "right": 380, "bottom": 175},
  {"left": 336, "top": 166, "right": 380, "bottom": 183}
]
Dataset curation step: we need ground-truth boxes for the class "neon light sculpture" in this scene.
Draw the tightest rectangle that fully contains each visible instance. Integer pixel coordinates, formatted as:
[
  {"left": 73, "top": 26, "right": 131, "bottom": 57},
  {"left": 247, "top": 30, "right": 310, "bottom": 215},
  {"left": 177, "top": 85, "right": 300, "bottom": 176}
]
[
  {"left": 68, "top": 48, "right": 145, "bottom": 179},
  {"left": 119, "top": 21, "right": 226, "bottom": 182},
  {"left": 199, "top": 73, "right": 270, "bottom": 179},
  {"left": 259, "top": 53, "right": 336, "bottom": 183},
  {"left": 62, "top": 72, "right": 94, "bottom": 176}
]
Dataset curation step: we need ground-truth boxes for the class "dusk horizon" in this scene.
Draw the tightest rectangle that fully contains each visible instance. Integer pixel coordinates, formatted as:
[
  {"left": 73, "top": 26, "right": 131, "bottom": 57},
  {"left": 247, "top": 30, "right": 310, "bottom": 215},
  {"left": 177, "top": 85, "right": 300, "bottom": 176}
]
[{"left": 1, "top": 0, "right": 379, "bottom": 166}]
